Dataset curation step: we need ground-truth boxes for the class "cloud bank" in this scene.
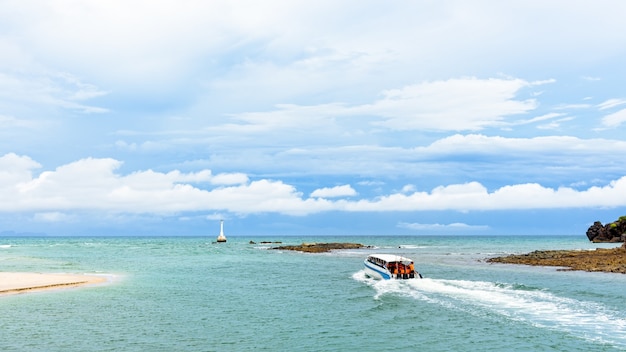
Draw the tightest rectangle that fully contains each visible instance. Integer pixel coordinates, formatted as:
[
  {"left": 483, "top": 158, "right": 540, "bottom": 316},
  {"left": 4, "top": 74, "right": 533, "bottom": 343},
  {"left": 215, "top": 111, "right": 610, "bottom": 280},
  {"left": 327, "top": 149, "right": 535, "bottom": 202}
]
[{"left": 2, "top": 154, "right": 626, "bottom": 220}]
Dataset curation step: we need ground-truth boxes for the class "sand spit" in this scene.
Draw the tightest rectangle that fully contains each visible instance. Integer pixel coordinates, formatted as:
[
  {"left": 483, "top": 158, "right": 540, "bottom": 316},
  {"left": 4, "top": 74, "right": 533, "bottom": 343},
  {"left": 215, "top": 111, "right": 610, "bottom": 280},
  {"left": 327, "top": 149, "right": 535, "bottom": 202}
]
[{"left": 0, "top": 272, "right": 107, "bottom": 296}]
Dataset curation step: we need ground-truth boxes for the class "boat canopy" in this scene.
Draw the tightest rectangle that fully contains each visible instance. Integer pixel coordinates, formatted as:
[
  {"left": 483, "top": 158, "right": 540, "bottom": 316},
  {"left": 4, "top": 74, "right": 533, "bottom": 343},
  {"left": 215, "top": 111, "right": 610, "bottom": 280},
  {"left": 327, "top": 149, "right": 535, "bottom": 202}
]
[{"left": 367, "top": 254, "right": 413, "bottom": 265}]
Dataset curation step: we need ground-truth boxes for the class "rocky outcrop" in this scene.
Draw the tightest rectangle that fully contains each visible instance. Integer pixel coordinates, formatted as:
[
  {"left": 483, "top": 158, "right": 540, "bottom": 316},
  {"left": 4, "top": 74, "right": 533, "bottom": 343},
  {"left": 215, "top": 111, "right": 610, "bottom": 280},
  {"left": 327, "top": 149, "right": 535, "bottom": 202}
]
[
  {"left": 488, "top": 217, "right": 626, "bottom": 274},
  {"left": 586, "top": 216, "right": 626, "bottom": 242},
  {"left": 488, "top": 244, "right": 626, "bottom": 273},
  {"left": 271, "top": 242, "right": 370, "bottom": 253}
]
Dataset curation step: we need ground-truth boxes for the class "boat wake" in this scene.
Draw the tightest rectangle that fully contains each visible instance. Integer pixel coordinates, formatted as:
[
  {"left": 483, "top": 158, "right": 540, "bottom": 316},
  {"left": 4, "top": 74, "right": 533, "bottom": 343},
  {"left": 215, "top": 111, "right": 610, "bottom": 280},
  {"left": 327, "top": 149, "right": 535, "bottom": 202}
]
[{"left": 352, "top": 270, "right": 626, "bottom": 348}]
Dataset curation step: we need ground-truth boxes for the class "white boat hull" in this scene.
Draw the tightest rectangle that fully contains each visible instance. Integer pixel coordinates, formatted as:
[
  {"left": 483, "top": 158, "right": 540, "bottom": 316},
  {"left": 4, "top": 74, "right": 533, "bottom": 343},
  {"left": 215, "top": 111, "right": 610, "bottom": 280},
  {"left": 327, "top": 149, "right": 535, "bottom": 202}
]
[{"left": 364, "top": 260, "right": 392, "bottom": 280}]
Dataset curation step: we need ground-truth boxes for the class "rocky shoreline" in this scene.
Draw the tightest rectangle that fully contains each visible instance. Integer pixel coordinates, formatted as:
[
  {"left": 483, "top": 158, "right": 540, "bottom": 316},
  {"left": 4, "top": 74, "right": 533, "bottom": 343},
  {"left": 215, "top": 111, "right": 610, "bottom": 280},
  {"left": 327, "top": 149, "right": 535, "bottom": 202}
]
[
  {"left": 487, "top": 243, "right": 626, "bottom": 274},
  {"left": 488, "top": 215, "right": 626, "bottom": 274},
  {"left": 271, "top": 242, "right": 369, "bottom": 253}
]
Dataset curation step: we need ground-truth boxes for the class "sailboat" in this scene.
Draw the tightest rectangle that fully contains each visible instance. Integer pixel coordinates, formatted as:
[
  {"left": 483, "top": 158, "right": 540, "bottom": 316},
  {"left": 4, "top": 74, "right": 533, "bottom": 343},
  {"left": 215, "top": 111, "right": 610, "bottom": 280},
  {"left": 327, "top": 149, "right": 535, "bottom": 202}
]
[{"left": 216, "top": 220, "right": 227, "bottom": 243}]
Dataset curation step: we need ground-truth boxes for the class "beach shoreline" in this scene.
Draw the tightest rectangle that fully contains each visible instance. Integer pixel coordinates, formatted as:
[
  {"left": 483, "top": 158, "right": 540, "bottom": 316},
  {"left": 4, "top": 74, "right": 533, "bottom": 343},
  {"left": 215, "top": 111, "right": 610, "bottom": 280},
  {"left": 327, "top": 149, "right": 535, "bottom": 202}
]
[{"left": 0, "top": 272, "right": 108, "bottom": 296}]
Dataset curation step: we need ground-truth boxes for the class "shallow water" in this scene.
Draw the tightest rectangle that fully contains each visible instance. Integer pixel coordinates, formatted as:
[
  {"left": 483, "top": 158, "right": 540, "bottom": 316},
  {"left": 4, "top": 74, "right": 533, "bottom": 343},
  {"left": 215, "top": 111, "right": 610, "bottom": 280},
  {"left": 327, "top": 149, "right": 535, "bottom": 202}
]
[{"left": 0, "top": 235, "right": 624, "bottom": 351}]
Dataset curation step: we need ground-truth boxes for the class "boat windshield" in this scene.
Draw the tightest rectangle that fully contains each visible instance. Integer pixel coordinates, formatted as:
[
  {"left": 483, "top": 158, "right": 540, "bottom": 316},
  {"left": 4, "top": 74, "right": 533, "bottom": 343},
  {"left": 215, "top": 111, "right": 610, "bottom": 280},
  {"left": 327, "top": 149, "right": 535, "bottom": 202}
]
[{"left": 367, "top": 256, "right": 386, "bottom": 267}]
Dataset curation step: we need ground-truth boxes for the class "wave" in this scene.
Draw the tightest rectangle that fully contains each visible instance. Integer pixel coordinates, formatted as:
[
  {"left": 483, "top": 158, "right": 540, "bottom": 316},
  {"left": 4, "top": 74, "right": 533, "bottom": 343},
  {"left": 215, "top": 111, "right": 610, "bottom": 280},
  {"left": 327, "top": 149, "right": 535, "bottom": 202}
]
[
  {"left": 374, "top": 244, "right": 427, "bottom": 250},
  {"left": 352, "top": 270, "right": 626, "bottom": 348},
  {"left": 398, "top": 244, "right": 427, "bottom": 249},
  {"left": 0, "top": 244, "right": 11, "bottom": 248}
]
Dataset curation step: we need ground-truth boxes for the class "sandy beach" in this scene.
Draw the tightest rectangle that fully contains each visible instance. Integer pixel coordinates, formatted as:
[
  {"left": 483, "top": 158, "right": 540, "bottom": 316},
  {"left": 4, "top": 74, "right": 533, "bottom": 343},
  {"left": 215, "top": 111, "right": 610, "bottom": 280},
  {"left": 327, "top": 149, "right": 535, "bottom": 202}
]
[{"left": 0, "top": 272, "right": 107, "bottom": 296}]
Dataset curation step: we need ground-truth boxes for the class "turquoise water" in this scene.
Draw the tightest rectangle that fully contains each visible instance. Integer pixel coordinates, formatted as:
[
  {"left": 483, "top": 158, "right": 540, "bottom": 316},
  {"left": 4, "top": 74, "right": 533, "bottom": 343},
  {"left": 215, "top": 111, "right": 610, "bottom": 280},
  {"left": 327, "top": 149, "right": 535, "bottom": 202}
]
[{"left": 1, "top": 235, "right": 625, "bottom": 351}]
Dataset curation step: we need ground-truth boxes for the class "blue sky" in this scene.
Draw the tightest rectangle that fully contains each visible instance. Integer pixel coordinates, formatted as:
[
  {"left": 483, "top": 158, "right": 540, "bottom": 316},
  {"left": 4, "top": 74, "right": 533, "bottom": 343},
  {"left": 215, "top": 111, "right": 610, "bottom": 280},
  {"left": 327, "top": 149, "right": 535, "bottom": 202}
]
[{"left": 1, "top": 1, "right": 626, "bottom": 236}]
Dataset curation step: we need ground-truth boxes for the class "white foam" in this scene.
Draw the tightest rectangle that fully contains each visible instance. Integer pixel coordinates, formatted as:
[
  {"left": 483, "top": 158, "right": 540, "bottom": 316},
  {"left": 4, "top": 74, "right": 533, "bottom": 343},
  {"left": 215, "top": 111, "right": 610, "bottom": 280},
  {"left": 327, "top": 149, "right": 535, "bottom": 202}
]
[
  {"left": 0, "top": 244, "right": 11, "bottom": 248},
  {"left": 351, "top": 269, "right": 375, "bottom": 284},
  {"left": 398, "top": 245, "right": 426, "bottom": 249},
  {"left": 354, "top": 272, "right": 626, "bottom": 348}
]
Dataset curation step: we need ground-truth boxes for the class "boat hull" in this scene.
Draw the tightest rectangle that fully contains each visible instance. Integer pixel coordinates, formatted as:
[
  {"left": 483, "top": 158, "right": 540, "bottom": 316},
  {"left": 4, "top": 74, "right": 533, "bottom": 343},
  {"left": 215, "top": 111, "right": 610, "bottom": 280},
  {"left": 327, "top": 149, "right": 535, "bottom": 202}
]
[{"left": 364, "top": 260, "right": 392, "bottom": 280}]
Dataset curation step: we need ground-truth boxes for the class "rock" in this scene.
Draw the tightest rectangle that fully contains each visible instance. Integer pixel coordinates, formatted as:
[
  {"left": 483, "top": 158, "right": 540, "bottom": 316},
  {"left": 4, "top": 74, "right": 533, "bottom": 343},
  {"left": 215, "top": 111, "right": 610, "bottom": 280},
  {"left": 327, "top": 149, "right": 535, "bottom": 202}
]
[
  {"left": 271, "top": 242, "right": 370, "bottom": 253},
  {"left": 586, "top": 221, "right": 605, "bottom": 241},
  {"left": 487, "top": 246, "right": 626, "bottom": 273},
  {"left": 586, "top": 216, "right": 626, "bottom": 243}
]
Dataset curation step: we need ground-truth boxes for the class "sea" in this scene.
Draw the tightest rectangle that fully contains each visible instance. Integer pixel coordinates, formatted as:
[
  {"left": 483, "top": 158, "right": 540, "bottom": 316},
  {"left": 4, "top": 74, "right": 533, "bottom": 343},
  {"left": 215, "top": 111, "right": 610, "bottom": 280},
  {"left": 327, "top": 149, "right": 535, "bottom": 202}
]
[{"left": 1, "top": 235, "right": 625, "bottom": 351}]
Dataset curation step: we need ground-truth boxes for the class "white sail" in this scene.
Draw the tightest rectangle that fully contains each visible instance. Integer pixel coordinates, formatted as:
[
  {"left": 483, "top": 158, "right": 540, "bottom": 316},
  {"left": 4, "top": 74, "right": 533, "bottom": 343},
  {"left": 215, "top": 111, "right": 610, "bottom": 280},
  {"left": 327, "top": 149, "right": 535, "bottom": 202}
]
[{"left": 216, "top": 220, "right": 227, "bottom": 242}]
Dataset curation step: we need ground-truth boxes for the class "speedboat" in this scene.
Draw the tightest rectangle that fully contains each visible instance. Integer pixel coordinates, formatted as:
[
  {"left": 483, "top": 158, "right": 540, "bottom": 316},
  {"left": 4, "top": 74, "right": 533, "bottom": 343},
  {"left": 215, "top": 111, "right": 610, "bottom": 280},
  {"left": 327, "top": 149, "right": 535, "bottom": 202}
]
[{"left": 364, "top": 254, "right": 422, "bottom": 280}]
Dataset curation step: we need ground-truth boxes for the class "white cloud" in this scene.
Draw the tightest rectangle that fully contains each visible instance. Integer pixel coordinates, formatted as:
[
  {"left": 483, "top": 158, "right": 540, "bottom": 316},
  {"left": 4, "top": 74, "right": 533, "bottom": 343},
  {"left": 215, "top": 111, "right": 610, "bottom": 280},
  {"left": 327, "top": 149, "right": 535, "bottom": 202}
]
[
  {"left": 0, "top": 153, "right": 41, "bottom": 172},
  {"left": 366, "top": 77, "right": 541, "bottom": 131},
  {"left": 222, "top": 77, "right": 547, "bottom": 137},
  {"left": 513, "top": 112, "right": 565, "bottom": 125},
  {"left": 310, "top": 185, "right": 357, "bottom": 198},
  {"left": 2, "top": 1, "right": 625, "bottom": 117},
  {"left": 0, "top": 69, "right": 108, "bottom": 114},
  {"left": 601, "top": 108, "right": 626, "bottom": 128},
  {"left": 421, "top": 134, "right": 626, "bottom": 156},
  {"left": 0, "top": 155, "right": 326, "bottom": 216},
  {"left": 1, "top": 155, "right": 626, "bottom": 219},
  {"left": 341, "top": 178, "right": 626, "bottom": 212},
  {"left": 400, "top": 185, "right": 416, "bottom": 193},
  {"left": 204, "top": 213, "right": 226, "bottom": 221},
  {"left": 230, "top": 103, "right": 346, "bottom": 133},
  {"left": 536, "top": 116, "right": 575, "bottom": 130},
  {"left": 598, "top": 98, "right": 626, "bottom": 110},
  {"left": 0, "top": 153, "right": 41, "bottom": 187},
  {"left": 210, "top": 173, "right": 249, "bottom": 186},
  {"left": 0, "top": 1, "right": 365, "bottom": 101},
  {"left": 553, "top": 103, "right": 592, "bottom": 110}
]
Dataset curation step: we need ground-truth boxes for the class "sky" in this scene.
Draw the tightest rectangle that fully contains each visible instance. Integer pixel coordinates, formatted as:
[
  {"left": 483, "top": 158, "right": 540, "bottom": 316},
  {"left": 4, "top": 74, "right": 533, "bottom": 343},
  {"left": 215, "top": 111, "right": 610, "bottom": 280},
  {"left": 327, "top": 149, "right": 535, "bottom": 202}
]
[{"left": 1, "top": 1, "right": 626, "bottom": 236}]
